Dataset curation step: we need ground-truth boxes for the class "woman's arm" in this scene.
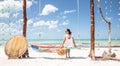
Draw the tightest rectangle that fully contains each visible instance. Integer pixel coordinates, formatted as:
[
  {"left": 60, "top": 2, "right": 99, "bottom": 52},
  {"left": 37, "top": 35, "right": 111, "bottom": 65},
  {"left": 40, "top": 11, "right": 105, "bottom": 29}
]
[
  {"left": 72, "top": 37, "right": 76, "bottom": 47},
  {"left": 62, "top": 37, "right": 66, "bottom": 47}
]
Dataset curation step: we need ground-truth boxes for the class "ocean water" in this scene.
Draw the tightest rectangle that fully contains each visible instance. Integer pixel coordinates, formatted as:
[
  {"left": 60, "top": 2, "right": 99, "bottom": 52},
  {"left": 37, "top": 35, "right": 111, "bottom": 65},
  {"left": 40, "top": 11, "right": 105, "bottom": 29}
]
[{"left": 0, "top": 39, "right": 120, "bottom": 46}]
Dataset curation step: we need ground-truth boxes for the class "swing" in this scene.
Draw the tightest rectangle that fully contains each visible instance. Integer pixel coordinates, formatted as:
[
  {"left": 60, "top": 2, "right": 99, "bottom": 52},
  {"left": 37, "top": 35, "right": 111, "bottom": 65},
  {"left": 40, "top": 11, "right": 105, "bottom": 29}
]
[
  {"left": 31, "top": 44, "right": 63, "bottom": 53},
  {"left": 31, "top": 44, "right": 81, "bottom": 56}
]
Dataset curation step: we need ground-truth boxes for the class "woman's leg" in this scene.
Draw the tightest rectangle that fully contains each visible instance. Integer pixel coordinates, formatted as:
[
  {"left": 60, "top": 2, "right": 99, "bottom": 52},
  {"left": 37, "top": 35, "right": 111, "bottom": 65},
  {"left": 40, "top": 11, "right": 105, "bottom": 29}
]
[
  {"left": 68, "top": 49, "right": 70, "bottom": 58},
  {"left": 66, "top": 49, "right": 68, "bottom": 58}
]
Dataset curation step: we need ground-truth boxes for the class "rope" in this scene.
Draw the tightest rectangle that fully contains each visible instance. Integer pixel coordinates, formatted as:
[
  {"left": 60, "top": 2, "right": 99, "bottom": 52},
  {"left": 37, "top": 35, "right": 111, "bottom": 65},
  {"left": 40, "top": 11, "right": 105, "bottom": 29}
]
[
  {"left": 77, "top": 0, "right": 80, "bottom": 43},
  {"left": 38, "top": 0, "right": 42, "bottom": 38},
  {"left": 38, "top": 0, "right": 41, "bottom": 14}
]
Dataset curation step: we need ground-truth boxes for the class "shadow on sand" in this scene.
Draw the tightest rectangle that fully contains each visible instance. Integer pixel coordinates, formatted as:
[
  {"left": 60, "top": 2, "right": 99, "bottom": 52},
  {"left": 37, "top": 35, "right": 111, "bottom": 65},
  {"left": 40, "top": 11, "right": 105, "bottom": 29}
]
[
  {"left": 25, "top": 57, "right": 87, "bottom": 60},
  {"left": 22, "top": 57, "right": 120, "bottom": 62}
]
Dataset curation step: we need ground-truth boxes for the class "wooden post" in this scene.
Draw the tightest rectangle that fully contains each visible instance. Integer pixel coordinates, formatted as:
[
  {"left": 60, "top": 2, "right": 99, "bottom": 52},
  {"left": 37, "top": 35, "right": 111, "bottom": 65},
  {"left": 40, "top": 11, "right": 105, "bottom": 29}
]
[
  {"left": 22, "top": 0, "right": 29, "bottom": 58},
  {"left": 90, "top": 0, "right": 95, "bottom": 60}
]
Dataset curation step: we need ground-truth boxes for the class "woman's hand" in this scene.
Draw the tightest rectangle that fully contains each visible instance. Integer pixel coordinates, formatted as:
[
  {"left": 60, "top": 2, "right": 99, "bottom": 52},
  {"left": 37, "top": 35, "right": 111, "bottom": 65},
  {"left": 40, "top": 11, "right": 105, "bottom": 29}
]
[
  {"left": 61, "top": 37, "right": 66, "bottom": 48},
  {"left": 72, "top": 37, "right": 76, "bottom": 48},
  {"left": 61, "top": 44, "right": 64, "bottom": 48}
]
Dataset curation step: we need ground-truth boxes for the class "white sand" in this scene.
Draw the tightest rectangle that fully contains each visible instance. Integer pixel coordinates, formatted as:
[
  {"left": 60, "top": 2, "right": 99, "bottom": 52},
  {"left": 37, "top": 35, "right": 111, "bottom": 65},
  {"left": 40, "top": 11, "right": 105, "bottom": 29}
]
[{"left": 0, "top": 46, "right": 120, "bottom": 66}]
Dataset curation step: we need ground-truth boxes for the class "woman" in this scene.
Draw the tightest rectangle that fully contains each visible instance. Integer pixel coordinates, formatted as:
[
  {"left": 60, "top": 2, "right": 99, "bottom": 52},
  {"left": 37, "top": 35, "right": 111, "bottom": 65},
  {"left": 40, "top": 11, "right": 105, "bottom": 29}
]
[{"left": 62, "top": 29, "right": 76, "bottom": 58}]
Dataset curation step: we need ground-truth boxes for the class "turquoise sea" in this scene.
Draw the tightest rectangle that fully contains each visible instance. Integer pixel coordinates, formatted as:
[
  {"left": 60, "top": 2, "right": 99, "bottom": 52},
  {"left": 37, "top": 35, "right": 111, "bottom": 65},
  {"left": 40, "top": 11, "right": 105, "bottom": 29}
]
[{"left": 0, "top": 39, "right": 120, "bottom": 46}]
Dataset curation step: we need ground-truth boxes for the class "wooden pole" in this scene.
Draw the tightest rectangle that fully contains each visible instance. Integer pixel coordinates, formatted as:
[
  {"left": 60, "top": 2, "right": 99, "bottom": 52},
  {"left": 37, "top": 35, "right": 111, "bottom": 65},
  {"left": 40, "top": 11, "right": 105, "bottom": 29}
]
[
  {"left": 22, "top": 0, "right": 29, "bottom": 58},
  {"left": 90, "top": 0, "right": 95, "bottom": 60}
]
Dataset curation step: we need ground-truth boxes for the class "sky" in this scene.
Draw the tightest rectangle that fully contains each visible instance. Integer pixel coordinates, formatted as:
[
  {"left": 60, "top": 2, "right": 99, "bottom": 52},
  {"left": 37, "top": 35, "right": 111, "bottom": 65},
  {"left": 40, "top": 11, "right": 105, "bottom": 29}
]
[{"left": 0, "top": 0, "right": 120, "bottom": 40}]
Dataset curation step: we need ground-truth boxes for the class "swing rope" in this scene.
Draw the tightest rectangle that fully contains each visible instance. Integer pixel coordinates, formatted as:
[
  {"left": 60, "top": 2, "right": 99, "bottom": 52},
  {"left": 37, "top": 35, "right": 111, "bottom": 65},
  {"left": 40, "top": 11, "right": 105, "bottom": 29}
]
[
  {"left": 77, "top": 0, "right": 80, "bottom": 44},
  {"left": 38, "top": 0, "right": 42, "bottom": 38}
]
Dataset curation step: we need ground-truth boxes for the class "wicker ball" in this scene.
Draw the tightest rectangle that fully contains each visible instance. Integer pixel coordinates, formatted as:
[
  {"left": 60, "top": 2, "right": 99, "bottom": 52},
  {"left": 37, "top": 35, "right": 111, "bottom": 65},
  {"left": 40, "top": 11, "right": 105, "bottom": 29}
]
[
  {"left": 56, "top": 48, "right": 66, "bottom": 56},
  {"left": 5, "top": 36, "right": 28, "bottom": 59}
]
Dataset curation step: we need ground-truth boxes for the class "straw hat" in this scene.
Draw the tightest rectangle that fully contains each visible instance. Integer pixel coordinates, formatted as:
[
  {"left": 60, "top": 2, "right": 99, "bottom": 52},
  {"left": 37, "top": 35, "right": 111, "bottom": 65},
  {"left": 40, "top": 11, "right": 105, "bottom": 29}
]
[
  {"left": 56, "top": 48, "right": 66, "bottom": 56},
  {"left": 5, "top": 36, "right": 28, "bottom": 59}
]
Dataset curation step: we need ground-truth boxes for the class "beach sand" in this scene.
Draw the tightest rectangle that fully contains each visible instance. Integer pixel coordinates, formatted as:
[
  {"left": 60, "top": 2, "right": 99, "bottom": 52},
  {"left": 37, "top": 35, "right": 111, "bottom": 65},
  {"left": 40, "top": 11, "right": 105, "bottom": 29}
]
[{"left": 0, "top": 46, "right": 120, "bottom": 66}]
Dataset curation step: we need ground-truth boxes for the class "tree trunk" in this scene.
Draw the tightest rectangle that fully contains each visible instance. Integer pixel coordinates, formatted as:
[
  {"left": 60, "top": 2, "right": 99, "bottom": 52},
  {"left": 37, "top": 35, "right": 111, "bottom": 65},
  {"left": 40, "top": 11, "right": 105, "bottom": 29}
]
[
  {"left": 23, "top": 0, "right": 27, "bottom": 37},
  {"left": 89, "top": 0, "right": 95, "bottom": 60},
  {"left": 97, "top": 0, "right": 112, "bottom": 55},
  {"left": 108, "top": 22, "right": 111, "bottom": 55},
  {"left": 22, "top": 0, "right": 29, "bottom": 58}
]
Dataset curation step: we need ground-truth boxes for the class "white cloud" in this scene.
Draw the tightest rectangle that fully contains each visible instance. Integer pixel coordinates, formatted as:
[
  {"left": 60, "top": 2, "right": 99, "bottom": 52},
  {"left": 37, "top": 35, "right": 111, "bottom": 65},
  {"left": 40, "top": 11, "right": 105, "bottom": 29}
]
[
  {"left": 33, "top": 20, "right": 46, "bottom": 27},
  {"left": 31, "top": 0, "right": 38, "bottom": 4},
  {"left": 40, "top": 4, "right": 58, "bottom": 16},
  {"left": 62, "top": 16, "right": 67, "bottom": 19},
  {"left": 0, "top": 22, "right": 9, "bottom": 29},
  {"left": 0, "top": 12, "right": 9, "bottom": 18},
  {"left": 118, "top": 13, "right": 120, "bottom": 16},
  {"left": 33, "top": 20, "right": 58, "bottom": 29},
  {"left": 118, "top": 18, "right": 120, "bottom": 21},
  {"left": 27, "top": 19, "right": 33, "bottom": 25},
  {"left": 0, "top": 22, "right": 22, "bottom": 36},
  {"left": 9, "top": 22, "right": 16, "bottom": 27},
  {"left": 106, "top": 17, "right": 112, "bottom": 21},
  {"left": 36, "top": 32, "right": 44, "bottom": 35},
  {"left": 56, "top": 29, "right": 62, "bottom": 32},
  {"left": 48, "top": 20, "right": 58, "bottom": 28},
  {"left": 0, "top": 0, "right": 32, "bottom": 18},
  {"left": 62, "top": 20, "right": 69, "bottom": 25},
  {"left": 63, "top": 10, "right": 76, "bottom": 14},
  {"left": 16, "top": 19, "right": 23, "bottom": 24},
  {"left": 12, "top": 29, "right": 22, "bottom": 35},
  {"left": 13, "top": 12, "right": 19, "bottom": 18}
]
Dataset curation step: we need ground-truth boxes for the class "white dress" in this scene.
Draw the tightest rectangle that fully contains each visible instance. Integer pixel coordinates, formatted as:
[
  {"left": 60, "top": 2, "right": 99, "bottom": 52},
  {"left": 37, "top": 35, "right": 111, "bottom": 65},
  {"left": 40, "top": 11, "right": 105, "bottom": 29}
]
[{"left": 64, "top": 34, "right": 74, "bottom": 49}]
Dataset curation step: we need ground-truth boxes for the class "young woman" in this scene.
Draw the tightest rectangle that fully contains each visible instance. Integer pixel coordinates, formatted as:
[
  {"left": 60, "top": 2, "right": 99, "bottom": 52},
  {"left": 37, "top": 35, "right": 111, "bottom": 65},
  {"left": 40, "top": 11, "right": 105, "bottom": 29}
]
[{"left": 62, "top": 29, "right": 76, "bottom": 58}]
